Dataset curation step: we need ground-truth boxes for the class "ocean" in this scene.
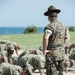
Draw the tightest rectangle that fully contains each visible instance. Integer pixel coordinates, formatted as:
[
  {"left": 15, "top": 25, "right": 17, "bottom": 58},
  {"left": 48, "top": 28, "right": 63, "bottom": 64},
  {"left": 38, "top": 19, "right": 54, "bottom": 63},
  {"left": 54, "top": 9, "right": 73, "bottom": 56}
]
[{"left": 0, "top": 27, "right": 44, "bottom": 35}]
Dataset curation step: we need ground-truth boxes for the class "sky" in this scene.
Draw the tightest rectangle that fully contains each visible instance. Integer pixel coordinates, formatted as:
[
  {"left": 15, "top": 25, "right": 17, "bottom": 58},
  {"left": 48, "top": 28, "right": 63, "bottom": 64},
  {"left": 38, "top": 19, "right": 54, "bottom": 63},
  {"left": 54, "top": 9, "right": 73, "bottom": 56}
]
[{"left": 0, "top": 0, "right": 75, "bottom": 27}]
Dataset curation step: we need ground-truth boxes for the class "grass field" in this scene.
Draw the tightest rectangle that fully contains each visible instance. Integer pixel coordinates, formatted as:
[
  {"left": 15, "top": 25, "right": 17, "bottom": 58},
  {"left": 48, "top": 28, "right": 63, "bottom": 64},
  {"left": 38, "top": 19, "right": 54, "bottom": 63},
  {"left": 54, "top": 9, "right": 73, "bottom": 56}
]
[
  {"left": 69, "top": 32, "right": 75, "bottom": 43},
  {"left": 0, "top": 32, "right": 75, "bottom": 49},
  {"left": 0, "top": 33, "right": 43, "bottom": 49}
]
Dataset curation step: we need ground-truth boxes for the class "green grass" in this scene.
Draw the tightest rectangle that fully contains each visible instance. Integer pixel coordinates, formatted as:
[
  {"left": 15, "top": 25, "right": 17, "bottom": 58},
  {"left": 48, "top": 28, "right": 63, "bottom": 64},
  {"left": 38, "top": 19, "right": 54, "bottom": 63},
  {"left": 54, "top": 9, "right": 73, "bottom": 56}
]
[
  {"left": 0, "top": 32, "right": 75, "bottom": 49},
  {"left": 69, "top": 32, "right": 75, "bottom": 43},
  {"left": 0, "top": 33, "right": 43, "bottom": 49}
]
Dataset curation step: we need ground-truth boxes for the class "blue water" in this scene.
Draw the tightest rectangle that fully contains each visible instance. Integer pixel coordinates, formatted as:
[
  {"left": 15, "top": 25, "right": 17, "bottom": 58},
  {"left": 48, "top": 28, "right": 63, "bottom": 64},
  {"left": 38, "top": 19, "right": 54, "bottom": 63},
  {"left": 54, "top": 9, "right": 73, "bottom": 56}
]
[{"left": 0, "top": 27, "right": 44, "bottom": 35}]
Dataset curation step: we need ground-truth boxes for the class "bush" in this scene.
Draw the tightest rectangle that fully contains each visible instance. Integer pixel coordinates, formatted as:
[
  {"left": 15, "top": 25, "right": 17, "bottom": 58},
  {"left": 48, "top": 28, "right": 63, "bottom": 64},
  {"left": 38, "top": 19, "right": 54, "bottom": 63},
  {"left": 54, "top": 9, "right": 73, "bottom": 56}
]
[
  {"left": 69, "top": 26, "right": 75, "bottom": 32},
  {"left": 23, "top": 25, "right": 38, "bottom": 34}
]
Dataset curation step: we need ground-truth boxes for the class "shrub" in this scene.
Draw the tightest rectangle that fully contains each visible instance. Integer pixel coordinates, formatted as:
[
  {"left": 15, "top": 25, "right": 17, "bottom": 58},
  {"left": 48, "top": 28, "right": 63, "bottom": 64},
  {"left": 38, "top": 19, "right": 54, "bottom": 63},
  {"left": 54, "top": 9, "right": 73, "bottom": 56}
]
[
  {"left": 69, "top": 26, "right": 75, "bottom": 32},
  {"left": 23, "top": 25, "right": 38, "bottom": 34}
]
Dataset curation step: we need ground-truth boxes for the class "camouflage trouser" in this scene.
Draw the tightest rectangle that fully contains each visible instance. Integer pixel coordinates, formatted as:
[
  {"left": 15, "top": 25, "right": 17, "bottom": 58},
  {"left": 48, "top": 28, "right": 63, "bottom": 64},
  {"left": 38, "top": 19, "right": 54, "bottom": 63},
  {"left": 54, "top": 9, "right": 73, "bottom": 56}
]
[{"left": 46, "top": 51, "right": 64, "bottom": 75}]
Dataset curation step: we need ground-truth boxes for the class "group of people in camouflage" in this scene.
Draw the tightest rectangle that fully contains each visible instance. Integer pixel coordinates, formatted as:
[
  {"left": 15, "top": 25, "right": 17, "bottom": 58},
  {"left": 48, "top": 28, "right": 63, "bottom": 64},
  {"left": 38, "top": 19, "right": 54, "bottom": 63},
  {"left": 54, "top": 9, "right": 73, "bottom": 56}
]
[
  {"left": 0, "top": 40, "right": 19, "bottom": 63},
  {"left": 17, "top": 48, "right": 45, "bottom": 75},
  {"left": 64, "top": 43, "right": 75, "bottom": 73},
  {"left": 0, "top": 40, "right": 75, "bottom": 75},
  {"left": 0, "top": 40, "right": 46, "bottom": 75},
  {"left": 0, "top": 40, "right": 22, "bottom": 75}
]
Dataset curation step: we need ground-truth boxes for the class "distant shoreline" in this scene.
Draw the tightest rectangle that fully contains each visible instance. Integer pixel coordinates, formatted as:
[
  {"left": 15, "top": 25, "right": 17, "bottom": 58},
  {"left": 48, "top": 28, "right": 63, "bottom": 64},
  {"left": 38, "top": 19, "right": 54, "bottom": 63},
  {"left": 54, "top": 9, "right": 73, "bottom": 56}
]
[{"left": 0, "top": 27, "right": 44, "bottom": 35}]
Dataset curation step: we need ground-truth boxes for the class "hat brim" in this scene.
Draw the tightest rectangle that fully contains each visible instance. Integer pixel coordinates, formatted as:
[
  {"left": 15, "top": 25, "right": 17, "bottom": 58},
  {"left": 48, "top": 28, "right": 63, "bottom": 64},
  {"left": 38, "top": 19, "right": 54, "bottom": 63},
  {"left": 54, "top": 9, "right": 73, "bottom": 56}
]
[{"left": 44, "top": 9, "right": 61, "bottom": 16}]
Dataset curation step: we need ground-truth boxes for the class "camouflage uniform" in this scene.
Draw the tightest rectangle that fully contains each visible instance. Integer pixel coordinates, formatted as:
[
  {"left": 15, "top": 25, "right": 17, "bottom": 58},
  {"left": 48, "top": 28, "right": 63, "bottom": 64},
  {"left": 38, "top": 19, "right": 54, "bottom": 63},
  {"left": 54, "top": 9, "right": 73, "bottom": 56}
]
[
  {"left": 68, "top": 43, "right": 75, "bottom": 55},
  {"left": 12, "top": 56, "right": 18, "bottom": 65},
  {"left": 64, "top": 43, "right": 70, "bottom": 55},
  {"left": 69, "top": 50, "right": 75, "bottom": 60},
  {"left": 0, "top": 40, "right": 19, "bottom": 54},
  {"left": 18, "top": 54, "right": 45, "bottom": 75},
  {"left": 0, "top": 40, "right": 10, "bottom": 44},
  {"left": 64, "top": 55, "right": 70, "bottom": 70},
  {"left": 0, "top": 62, "right": 21, "bottom": 75},
  {"left": 0, "top": 44, "right": 8, "bottom": 63},
  {"left": 45, "top": 21, "right": 70, "bottom": 75},
  {"left": 18, "top": 49, "right": 44, "bottom": 60},
  {"left": 18, "top": 49, "right": 31, "bottom": 60},
  {"left": 0, "top": 40, "right": 19, "bottom": 63},
  {"left": 0, "top": 40, "right": 15, "bottom": 63},
  {"left": 39, "top": 46, "right": 44, "bottom": 52},
  {"left": 45, "top": 21, "right": 66, "bottom": 75},
  {"left": 43, "top": 5, "right": 70, "bottom": 75},
  {"left": 6, "top": 42, "right": 15, "bottom": 63},
  {"left": 69, "top": 59, "right": 75, "bottom": 67}
]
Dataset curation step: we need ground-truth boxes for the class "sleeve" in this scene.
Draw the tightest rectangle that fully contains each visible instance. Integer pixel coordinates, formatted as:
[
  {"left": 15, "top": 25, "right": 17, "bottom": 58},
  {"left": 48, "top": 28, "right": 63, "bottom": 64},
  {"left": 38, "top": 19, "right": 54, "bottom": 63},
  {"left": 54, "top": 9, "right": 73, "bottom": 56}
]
[
  {"left": 44, "top": 29, "right": 52, "bottom": 35},
  {"left": 65, "top": 28, "right": 69, "bottom": 35},
  {"left": 65, "top": 28, "right": 70, "bottom": 39},
  {"left": 44, "top": 24, "right": 54, "bottom": 35}
]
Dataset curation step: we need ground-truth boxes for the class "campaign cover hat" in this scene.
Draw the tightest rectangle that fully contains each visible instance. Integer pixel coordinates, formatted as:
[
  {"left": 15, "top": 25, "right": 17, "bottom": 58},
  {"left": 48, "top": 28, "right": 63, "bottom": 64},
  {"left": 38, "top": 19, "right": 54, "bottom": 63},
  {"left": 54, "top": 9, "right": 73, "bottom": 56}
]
[{"left": 44, "top": 5, "right": 61, "bottom": 16}]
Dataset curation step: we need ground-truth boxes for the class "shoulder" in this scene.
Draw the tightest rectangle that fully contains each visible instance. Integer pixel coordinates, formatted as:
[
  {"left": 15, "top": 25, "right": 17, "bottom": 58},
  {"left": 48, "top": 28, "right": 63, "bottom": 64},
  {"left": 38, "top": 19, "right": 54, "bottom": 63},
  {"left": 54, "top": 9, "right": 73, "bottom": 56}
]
[
  {"left": 45, "top": 24, "right": 51, "bottom": 29},
  {"left": 44, "top": 24, "right": 54, "bottom": 32}
]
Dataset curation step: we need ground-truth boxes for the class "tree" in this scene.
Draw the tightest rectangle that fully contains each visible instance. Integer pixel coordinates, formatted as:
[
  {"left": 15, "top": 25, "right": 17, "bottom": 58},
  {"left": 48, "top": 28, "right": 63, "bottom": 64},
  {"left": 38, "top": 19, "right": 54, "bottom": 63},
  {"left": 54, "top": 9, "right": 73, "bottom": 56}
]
[{"left": 23, "top": 25, "right": 38, "bottom": 34}]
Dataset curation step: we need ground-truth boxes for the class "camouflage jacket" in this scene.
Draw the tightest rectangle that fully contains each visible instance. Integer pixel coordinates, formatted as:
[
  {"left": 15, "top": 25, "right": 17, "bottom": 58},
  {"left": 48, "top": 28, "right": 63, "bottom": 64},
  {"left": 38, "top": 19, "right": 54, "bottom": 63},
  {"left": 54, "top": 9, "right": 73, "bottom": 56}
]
[
  {"left": 44, "top": 21, "right": 67, "bottom": 50},
  {"left": 0, "top": 62, "right": 21, "bottom": 75},
  {"left": 18, "top": 49, "right": 44, "bottom": 60},
  {"left": 18, "top": 54, "right": 45, "bottom": 69}
]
